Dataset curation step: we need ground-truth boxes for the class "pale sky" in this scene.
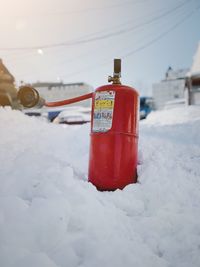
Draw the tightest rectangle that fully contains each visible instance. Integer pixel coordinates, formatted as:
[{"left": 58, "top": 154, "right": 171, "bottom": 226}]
[{"left": 0, "top": 0, "right": 200, "bottom": 96}]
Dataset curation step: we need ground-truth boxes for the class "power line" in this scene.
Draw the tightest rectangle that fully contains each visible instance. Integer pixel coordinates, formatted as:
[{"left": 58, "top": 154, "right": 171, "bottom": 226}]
[
  {"left": 57, "top": 4, "right": 200, "bottom": 80},
  {"left": 43, "top": 6, "right": 191, "bottom": 76},
  {"left": 14, "top": 1, "right": 199, "bottom": 81},
  {"left": 64, "top": 0, "right": 191, "bottom": 47},
  {"left": 3, "top": 1, "right": 186, "bottom": 60},
  {"left": 57, "top": 0, "right": 190, "bottom": 46},
  {"left": 122, "top": 4, "right": 200, "bottom": 58},
  {"left": 0, "top": 0, "right": 192, "bottom": 51}
]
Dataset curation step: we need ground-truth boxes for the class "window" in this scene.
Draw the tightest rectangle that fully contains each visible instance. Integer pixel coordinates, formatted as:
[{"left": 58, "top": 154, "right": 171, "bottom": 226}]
[{"left": 174, "top": 94, "right": 179, "bottom": 98}]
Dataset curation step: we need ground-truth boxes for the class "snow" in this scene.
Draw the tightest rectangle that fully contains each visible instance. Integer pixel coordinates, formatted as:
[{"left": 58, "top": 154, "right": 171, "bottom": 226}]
[
  {"left": 0, "top": 106, "right": 200, "bottom": 267},
  {"left": 142, "top": 105, "right": 200, "bottom": 125}
]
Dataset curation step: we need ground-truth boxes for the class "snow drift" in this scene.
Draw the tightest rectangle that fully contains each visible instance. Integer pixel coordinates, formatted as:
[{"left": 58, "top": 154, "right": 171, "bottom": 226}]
[{"left": 0, "top": 106, "right": 200, "bottom": 267}]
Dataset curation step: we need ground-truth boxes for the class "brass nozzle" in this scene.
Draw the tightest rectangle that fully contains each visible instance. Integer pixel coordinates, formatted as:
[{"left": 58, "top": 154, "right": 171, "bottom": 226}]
[{"left": 17, "top": 85, "right": 45, "bottom": 108}]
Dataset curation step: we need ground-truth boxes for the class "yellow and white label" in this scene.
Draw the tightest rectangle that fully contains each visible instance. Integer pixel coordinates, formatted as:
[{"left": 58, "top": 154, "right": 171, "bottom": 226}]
[
  {"left": 93, "top": 91, "right": 115, "bottom": 132},
  {"left": 95, "top": 99, "right": 114, "bottom": 109}
]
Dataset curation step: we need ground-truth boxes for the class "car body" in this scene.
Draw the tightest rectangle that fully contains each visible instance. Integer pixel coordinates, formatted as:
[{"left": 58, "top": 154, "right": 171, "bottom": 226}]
[
  {"left": 53, "top": 106, "right": 91, "bottom": 125},
  {"left": 140, "top": 96, "right": 154, "bottom": 119}
]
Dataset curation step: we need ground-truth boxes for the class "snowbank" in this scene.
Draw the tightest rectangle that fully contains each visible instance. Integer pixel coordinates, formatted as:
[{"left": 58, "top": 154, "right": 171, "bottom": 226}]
[
  {"left": 0, "top": 106, "right": 200, "bottom": 267},
  {"left": 142, "top": 106, "right": 200, "bottom": 125}
]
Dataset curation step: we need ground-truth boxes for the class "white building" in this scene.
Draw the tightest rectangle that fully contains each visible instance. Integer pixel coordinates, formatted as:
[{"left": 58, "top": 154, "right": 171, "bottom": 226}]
[
  {"left": 185, "top": 43, "right": 200, "bottom": 105},
  {"left": 152, "top": 67, "right": 188, "bottom": 110},
  {"left": 153, "top": 42, "right": 200, "bottom": 109},
  {"left": 31, "top": 82, "right": 93, "bottom": 107}
]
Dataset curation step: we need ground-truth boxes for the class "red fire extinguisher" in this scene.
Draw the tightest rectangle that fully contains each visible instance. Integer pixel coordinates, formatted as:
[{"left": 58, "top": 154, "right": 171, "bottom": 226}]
[
  {"left": 17, "top": 59, "right": 139, "bottom": 191},
  {"left": 88, "top": 59, "right": 139, "bottom": 190}
]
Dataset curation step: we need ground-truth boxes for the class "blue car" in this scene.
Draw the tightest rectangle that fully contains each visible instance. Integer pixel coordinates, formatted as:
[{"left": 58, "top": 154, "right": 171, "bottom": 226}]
[{"left": 140, "top": 97, "right": 153, "bottom": 119}]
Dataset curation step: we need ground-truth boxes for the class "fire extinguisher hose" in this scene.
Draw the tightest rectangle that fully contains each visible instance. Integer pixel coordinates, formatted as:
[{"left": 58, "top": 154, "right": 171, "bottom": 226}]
[{"left": 45, "top": 93, "right": 93, "bottom": 107}]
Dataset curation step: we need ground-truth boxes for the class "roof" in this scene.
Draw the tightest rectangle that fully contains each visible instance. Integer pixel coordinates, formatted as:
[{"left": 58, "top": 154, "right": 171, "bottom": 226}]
[
  {"left": 0, "top": 59, "right": 15, "bottom": 82},
  {"left": 164, "top": 67, "right": 188, "bottom": 81},
  {"left": 32, "top": 82, "right": 87, "bottom": 88}
]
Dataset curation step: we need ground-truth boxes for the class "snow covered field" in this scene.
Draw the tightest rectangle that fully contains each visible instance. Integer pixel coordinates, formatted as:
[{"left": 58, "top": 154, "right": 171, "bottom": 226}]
[{"left": 0, "top": 106, "right": 200, "bottom": 267}]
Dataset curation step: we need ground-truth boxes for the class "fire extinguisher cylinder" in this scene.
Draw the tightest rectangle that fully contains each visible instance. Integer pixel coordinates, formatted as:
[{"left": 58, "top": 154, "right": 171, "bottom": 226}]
[{"left": 88, "top": 59, "right": 139, "bottom": 191}]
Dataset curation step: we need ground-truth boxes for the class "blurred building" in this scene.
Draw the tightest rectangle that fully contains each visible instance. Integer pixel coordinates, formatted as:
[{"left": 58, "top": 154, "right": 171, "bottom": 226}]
[
  {"left": 0, "top": 59, "right": 20, "bottom": 109},
  {"left": 185, "top": 43, "right": 200, "bottom": 105},
  {"left": 153, "top": 42, "right": 200, "bottom": 110},
  {"left": 152, "top": 67, "right": 188, "bottom": 110},
  {"left": 31, "top": 82, "right": 93, "bottom": 107}
]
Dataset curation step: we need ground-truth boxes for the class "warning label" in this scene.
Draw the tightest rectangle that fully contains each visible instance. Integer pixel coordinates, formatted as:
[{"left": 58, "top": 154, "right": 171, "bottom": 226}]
[{"left": 93, "top": 91, "right": 115, "bottom": 132}]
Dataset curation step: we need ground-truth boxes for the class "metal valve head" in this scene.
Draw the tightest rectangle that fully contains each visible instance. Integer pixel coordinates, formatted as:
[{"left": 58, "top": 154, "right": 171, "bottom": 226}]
[
  {"left": 108, "top": 58, "right": 121, "bottom": 84},
  {"left": 17, "top": 85, "right": 45, "bottom": 108},
  {"left": 114, "top": 59, "right": 121, "bottom": 78}
]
